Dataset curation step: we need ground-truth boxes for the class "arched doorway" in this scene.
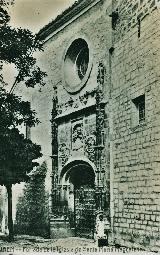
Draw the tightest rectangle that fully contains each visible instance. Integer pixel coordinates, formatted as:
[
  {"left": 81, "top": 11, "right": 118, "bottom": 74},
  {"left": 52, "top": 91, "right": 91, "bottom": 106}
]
[{"left": 60, "top": 160, "right": 96, "bottom": 238}]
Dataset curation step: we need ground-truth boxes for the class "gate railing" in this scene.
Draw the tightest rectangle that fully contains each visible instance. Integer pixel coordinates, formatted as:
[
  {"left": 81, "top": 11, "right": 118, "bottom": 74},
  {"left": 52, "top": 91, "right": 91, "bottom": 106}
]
[
  {"left": 51, "top": 186, "right": 108, "bottom": 239},
  {"left": 52, "top": 201, "right": 75, "bottom": 228},
  {"left": 74, "top": 187, "right": 96, "bottom": 239}
]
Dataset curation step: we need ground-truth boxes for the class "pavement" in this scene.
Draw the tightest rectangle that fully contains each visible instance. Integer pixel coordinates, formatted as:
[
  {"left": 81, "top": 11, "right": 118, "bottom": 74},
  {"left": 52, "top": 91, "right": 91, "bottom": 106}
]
[{"left": 0, "top": 235, "right": 159, "bottom": 255}]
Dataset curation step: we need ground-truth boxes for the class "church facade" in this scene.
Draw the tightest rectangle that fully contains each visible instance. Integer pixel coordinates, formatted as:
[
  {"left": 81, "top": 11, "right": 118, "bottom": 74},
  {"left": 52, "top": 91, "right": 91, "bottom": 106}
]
[{"left": 14, "top": 0, "right": 160, "bottom": 251}]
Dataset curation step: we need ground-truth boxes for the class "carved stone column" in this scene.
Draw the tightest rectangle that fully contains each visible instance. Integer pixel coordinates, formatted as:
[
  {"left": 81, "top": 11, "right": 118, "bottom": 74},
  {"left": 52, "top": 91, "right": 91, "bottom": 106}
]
[
  {"left": 51, "top": 86, "right": 58, "bottom": 212},
  {"left": 95, "top": 62, "right": 106, "bottom": 210}
]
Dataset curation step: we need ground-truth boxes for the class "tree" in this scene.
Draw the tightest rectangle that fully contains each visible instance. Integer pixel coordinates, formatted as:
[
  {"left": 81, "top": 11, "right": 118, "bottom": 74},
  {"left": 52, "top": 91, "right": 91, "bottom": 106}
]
[
  {"left": 0, "top": 4, "right": 46, "bottom": 90},
  {"left": 0, "top": 5, "right": 46, "bottom": 241},
  {"left": 0, "top": 87, "right": 42, "bottom": 241}
]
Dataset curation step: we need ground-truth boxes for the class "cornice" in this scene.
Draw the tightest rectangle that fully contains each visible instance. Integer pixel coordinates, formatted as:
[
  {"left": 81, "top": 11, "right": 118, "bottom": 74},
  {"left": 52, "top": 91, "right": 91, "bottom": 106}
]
[
  {"left": 37, "top": 0, "right": 102, "bottom": 43},
  {"left": 54, "top": 103, "right": 96, "bottom": 124}
]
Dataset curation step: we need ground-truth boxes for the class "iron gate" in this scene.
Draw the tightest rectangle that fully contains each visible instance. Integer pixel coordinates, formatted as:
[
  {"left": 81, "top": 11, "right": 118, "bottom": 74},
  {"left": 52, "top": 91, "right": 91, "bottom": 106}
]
[{"left": 74, "top": 186, "right": 96, "bottom": 238}]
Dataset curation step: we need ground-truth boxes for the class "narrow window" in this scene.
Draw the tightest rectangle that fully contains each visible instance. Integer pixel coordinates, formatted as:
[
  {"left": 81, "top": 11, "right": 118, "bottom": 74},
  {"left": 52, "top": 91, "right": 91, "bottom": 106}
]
[
  {"left": 137, "top": 18, "right": 141, "bottom": 38},
  {"left": 132, "top": 94, "right": 145, "bottom": 126},
  {"left": 138, "top": 98, "right": 145, "bottom": 123}
]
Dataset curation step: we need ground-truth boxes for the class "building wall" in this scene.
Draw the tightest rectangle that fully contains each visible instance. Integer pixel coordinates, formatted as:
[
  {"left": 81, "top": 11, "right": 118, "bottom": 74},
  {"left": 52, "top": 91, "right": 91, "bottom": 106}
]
[
  {"left": 14, "top": 0, "right": 160, "bottom": 250},
  {"left": 113, "top": 0, "right": 157, "bottom": 40},
  {"left": 28, "top": 0, "right": 112, "bottom": 201},
  {"left": 112, "top": 0, "right": 160, "bottom": 251}
]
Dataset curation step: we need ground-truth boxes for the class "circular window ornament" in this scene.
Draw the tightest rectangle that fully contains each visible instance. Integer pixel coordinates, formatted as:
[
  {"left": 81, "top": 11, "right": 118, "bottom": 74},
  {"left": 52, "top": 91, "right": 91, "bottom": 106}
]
[{"left": 63, "top": 38, "right": 92, "bottom": 94}]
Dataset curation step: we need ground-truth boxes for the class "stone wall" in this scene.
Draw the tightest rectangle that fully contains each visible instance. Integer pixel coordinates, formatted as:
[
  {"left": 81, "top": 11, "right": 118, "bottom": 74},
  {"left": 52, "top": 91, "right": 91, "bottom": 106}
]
[
  {"left": 112, "top": 0, "right": 160, "bottom": 250},
  {"left": 112, "top": 0, "right": 157, "bottom": 40}
]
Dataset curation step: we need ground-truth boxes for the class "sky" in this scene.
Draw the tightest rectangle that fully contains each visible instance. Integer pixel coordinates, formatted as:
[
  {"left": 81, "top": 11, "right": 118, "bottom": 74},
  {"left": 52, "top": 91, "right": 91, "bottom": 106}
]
[
  {"left": 10, "top": 0, "right": 76, "bottom": 32},
  {"left": 3, "top": 0, "right": 76, "bottom": 89}
]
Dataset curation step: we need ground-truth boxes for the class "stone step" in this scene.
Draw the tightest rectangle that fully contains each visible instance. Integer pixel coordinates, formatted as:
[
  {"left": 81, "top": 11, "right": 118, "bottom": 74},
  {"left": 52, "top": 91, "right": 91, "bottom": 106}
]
[{"left": 49, "top": 215, "right": 75, "bottom": 239}]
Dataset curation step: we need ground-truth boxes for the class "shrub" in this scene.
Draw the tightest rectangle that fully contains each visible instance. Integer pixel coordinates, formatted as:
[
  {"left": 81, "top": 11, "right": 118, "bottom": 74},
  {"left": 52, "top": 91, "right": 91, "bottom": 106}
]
[{"left": 15, "top": 162, "right": 50, "bottom": 238}]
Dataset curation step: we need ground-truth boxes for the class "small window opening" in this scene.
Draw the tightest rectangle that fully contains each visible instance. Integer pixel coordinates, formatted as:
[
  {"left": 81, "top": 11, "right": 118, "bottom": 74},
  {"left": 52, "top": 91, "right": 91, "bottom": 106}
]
[
  {"left": 132, "top": 94, "right": 145, "bottom": 126},
  {"left": 137, "top": 18, "right": 141, "bottom": 38}
]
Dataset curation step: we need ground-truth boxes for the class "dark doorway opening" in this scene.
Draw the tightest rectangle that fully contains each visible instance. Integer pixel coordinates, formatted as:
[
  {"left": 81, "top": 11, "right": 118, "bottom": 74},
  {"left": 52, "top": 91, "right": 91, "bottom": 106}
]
[{"left": 63, "top": 161, "right": 96, "bottom": 238}]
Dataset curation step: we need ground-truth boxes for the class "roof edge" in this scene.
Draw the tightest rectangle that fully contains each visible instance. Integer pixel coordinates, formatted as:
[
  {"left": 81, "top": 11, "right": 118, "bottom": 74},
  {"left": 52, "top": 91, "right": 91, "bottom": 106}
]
[{"left": 37, "top": 0, "right": 101, "bottom": 41}]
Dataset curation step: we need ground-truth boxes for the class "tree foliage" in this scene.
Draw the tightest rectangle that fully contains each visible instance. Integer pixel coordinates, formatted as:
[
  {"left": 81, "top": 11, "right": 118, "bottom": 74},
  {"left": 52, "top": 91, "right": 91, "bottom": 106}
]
[
  {"left": 0, "top": 128, "right": 42, "bottom": 185},
  {"left": 0, "top": 85, "right": 42, "bottom": 186},
  {"left": 0, "top": 5, "right": 46, "bottom": 88},
  {"left": 15, "top": 162, "right": 50, "bottom": 238},
  {"left": 0, "top": 4, "right": 46, "bottom": 240},
  {"left": 0, "top": 6, "right": 45, "bottom": 185},
  {"left": 0, "top": 24, "right": 46, "bottom": 87},
  {"left": 0, "top": 87, "right": 39, "bottom": 129}
]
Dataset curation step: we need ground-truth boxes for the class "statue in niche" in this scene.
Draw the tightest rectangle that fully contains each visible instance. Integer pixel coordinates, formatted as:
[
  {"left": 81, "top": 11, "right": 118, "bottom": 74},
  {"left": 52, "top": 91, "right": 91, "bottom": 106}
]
[
  {"left": 97, "top": 62, "right": 105, "bottom": 86},
  {"left": 72, "top": 123, "right": 83, "bottom": 152},
  {"left": 59, "top": 143, "right": 70, "bottom": 166},
  {"left": 85, "top": 135, "right": 96, "bottom": 162}
]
